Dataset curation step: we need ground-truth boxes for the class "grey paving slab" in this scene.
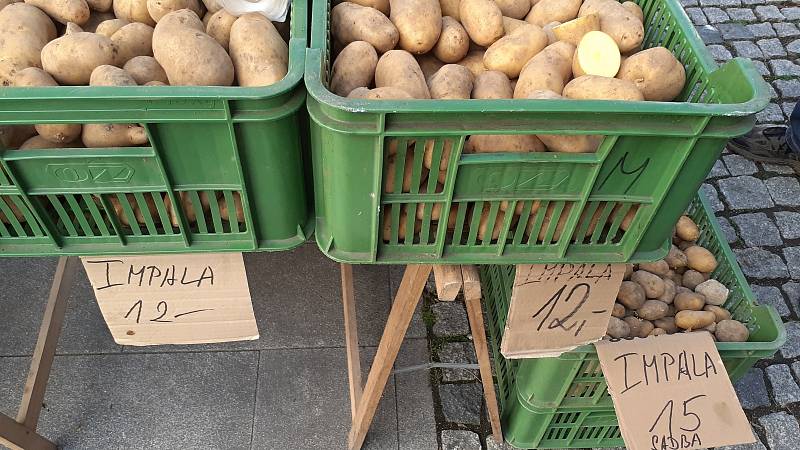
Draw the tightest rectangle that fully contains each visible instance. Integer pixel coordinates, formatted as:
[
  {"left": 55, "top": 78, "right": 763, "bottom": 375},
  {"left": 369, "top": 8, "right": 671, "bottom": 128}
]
[
  {"left": 389, "top": 265, "right": 429, "bottom": 339},
  {"left": 439, "top": 383, "right": 483, "bottom": 425},
  {"left": 396, "top": 339, "right": 438, "bottom": 450},
  {"left": 731, "top": 213, "right": 782, "bottom": 247},
  {"left": 253, "top": 347, "right": 398, "bottom": 450},
  {"left": 441, "top": 430, "right": 481, "bottom": 450},
  {"left": 751, "top": 285, "right": 791, "bottom": 318},
  {"left": 438, "top": 342, "right": 479, "bottom": 382},
  {"left": 123, "top": 244, "right": 392, "bottom": 352},
  {"left": 0, "top": 356, "right": 31, "bottom": 418},
  {"left": 58, "top": 270, "right": 122, "bottom": 355},
  {"left": 760, "top": 411, "right": 800, "bottom": 450},
  {"left": 734, "top": 248, "right": 788, "bottom": 279},
  {"left": 780, "top": 321, "right": 800, "bottom": 358},
  {"left": 35, "top": 352, "right": 258, "bottom": 450},
  {"left": 734, "top": 368, "right": 771, "bottom": 409},
  {"left": 766, "top": 363, "right": 800, "bottom": 406},
  {"left": 432, "top": 302, "right": 470, "bottom": 337},
  {"left": 0, "top": 258, "right": 57, "bottom": 356}
]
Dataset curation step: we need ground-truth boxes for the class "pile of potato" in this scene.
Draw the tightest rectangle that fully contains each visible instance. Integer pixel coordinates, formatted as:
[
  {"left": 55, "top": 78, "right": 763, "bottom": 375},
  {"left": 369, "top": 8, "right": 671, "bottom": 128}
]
[
  {"left": 330, "top": 0, "right": 687, "bottom": 154},
  {"left": 0, "top": 0, "right": 290, "bottom": 150},
  {"left": 605, "top": 215, "right": 751, "bottom": 343}
]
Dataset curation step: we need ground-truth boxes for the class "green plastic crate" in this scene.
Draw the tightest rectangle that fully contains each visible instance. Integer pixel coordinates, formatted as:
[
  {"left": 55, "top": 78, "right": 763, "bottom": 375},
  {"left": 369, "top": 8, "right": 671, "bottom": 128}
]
[
  {"left": 0, "top": 1, "right": 311, "bottom": 256},
  {"left": 480, "top": 194, "right": 786, "bottom": 449},
  {"left": 304, "top": 0, "right": 770, "bottom": 264}
]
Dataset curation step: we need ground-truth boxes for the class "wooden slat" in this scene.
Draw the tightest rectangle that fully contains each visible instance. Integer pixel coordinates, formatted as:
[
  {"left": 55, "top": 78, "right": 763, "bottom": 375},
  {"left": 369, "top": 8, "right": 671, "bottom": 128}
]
[
  {"left": 0, "top": 414, "right": 56, "bottom": 450},
  {"left": 433, "top": 265, "right": 463, "bottom": 301},
  {"left": 340, "top": 264, "right": 362, "bottom": 420}
]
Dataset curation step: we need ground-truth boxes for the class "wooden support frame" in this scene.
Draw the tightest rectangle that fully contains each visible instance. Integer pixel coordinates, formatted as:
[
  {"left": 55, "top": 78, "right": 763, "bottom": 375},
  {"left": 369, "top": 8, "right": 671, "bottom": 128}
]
[
  {"left": 0, "top": 256, "right": 79, "bottom": 450},
  {"left": 341, "top": 263, "right": 503, "bottom": 450}
]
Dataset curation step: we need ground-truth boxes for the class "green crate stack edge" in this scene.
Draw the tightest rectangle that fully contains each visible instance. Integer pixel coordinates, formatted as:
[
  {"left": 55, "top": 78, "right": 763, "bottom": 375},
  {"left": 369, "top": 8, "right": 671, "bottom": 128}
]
[
  {"left": 479, "top": 194, "right": 786, "bottom": 449},
  {"left": 0, "top": 0, "right": 311, "bottom": 256},
  {"left": 304, "top": 0, "right": 770, "bottom": 265}
]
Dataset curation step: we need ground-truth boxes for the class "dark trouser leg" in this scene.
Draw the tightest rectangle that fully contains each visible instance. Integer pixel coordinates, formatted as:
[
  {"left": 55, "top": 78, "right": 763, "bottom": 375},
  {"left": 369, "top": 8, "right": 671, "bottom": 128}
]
[{"left": 788, "top": 101, "right": 800, "bottom": 153}]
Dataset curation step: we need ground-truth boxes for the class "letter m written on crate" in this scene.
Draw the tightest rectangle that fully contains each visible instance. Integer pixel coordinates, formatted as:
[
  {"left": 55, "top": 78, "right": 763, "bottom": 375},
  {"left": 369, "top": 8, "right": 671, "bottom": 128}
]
[{"left": 47, "top": 163, "right": 134, "bottom": 184}]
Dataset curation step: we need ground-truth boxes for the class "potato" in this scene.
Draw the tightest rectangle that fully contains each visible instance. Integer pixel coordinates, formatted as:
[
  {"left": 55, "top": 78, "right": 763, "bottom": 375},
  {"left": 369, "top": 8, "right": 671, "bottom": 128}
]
[
  {"left": 433, "top": 16, "right": 469, "bottom": 63},
  {"left": 715, "top": 320, "right": 749, "bottom": 342},
  {"left": 650, "top": 328, "right": 666, "bottom": 336},
  {"left": 695, "top": 279, "right": 728, "bottom": 306},
  {"left": 230, "top": 14, "right": 288, "bottom": 87},
  {"left": 153, "top": 9, "right": 234, "bottom": 86},
  {"left": 330, "top": 41, "right": 378, "bottom": 97},
  {"left": 123, "top": 55, "right": 167, "bottom": 84},
  {"left": 108, "top": 193, "right": 158, "bottom": 226},
  {"left": 665, "top": 245, "right": 688, "bottom": 270},
  {"left": 617, "top": 47, "right": 685, "bottom": 101},
  {"left": 525, "top": 0, "right": 580, "bottom": 27},
  {"left": 495, "top": 0, "right": 530, "bottom": 19},
  {"left": 526, "top": 90, "right": 603, "bottom": 153},
  {"left": 96, "top": 18, "right": 129, "bottom": 36},
  {"left": 563, "top": 75, "right": 644, "bottom": 101},
  {"left": 204, "top": 8, "right": 235, "bottom": 50},
  {"left": 674, "top": 292, "right": 705, "bottom": 311},
  {"left": 542, "top": 21, "right": 559, "bottom": 44},
  {"left": 219, "top": 192, "right": 244, "bottom": 223},
  {"left": 0, "top": 4, "right": 56, "bottom": 85},
  {"left": 612, "top": 302, "right": 626, "bottom": 318},
  {"left": 164, "top": 191, "right": 212, "bottom": 226},
  {"left": 87, "top": 0, "right": 112, "bottom": 12},
  {"left": 502, "top": 17, "right": 528, "bottom": 34},
  {"left": 25, "top": 0, "right": 90, "bottom": 25},
  {"left": 439, "top": 0, "right": 460, "bottom": 20},
  {"left": 83, "top": 10, "right": 115, "bottom": 31},
  {"left": 654, "top": 317, "right": 678, "bottom": 334},
  {"left": 552, "top": 13, "right": 599, "bottom": 45},
  {"left": 111, "top": 22, "right": 154, "bottom": 65},
  {"left": 416, "top": 53, "right": 446, "bottom": 81},
  {"left": 20, "top": 135, "right": 79, "bottom": 149},
  {"left": 428, "top": 64, "right": 473, "bottom": 99},
  {"left": 669, "top": 271, "right": 682, "bottom": 287},
  {"left": 391, "top": 0, "right": 442, "bottom": 54},
  {"left": 702, "top": 322, "right": 717, "bottom": 333},
  {"left": 363, "top": 86, "right": 414, "bottom": 99},
  {"left": 41, "top": 32, "right": 117, "bottom": 85},
  {"left": 472, "top": 70, "right": 513, "bottom": 99},
  {"left": 657, "top": 278, "right": 676, "bottom": 304},
  {"left": 514, "top": 41, "right": 574, "bottom": 97},
  {"left": 623, "top": 316, "right": 645, "bottom": 338},
  {"left": 704, "top": 305, "right": 731, "bottom": 323},
  {"left": 681, "top": 269, "right": 705, "bottom": 290},
  {"left": 631, "top": 270, "right": 664, "bottom": 299},
  {"left": 617, "top": 280, "right": 646, "bottom": 309},
  {"left": 144, "top": 80, "right": 167, "bottom": 86},
  {"left": 675, "top": 310, "right": 715, "bottom": 331},
  {"left": 64, "top": 21, "right": 84, "bottom": 33},
  {"left": 200, "top": 0, "right": 220, "bottom": 12},
  {"left": 459, "top": 0, "right": 504, "bottom": 46},
  {"left": 147, "top": 0, "right": 204, "bottom": 23},
  {"left": 675, "top": 215, "right": 699, "bottom": 241},
  {"left": 684, "top": 245, "right": 717, "bottom": 273},
  {"left": 10, "top": 68, "right": 82, "bottom": 145},
  {"left": 578, "top": 0, "right": 643, "bottom": 53},
  {"left": 331, "top": 2, "right": 399, "bottom": 54},
  {"left": 12, "top": 67, "right": 56, "bottom": 86},
  {"left": 572, "top": 30, "right": 620, "bottom": 77},
  {"left": 90, "top": 64, "right": 137, "bottom": 86},
  {"left": 0, "top": 125, "right": 37, "bottom": 149},
  {"left": 638, "top": 260, "right": 669, "bottom": 277},
  {"left": 376, "top": 50, "right": 431, "bottom": 99},
  {"left": 622, "top": 1, "right": 643, "bottom": 21},
  {"left": 607, "top": 316, "right": 630, "bottom": 338},
  {"left": 82, "top": 123, "right": 148, "bottom": 147},
  {"left": 113, "top": 0, "right": 155, "bottom": 26},
  {"left": 624, "top": 263, "right": 633, "bottom": 280},
  {"left": 637, "top": 300, "right": 668, "bottom": 321},
  {"left": 477, "top": 209, "right": 506, "bottom": 241},
  {"left": 484, "top": 24, "right": 548, "bottom": 78},
  {"left": 466, "top": 134, "right": 545, "bottom": 154},
  {"left": 637, "top": 319, "right": 654, "bottom": 338},
  {"left": 456, "top": 50, "right": 487, "bottom": 77}
]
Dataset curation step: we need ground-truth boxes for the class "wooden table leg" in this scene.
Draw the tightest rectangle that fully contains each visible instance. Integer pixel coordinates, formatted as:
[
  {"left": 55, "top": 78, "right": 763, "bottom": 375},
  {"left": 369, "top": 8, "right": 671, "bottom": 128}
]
[
  {"left": 462, "top": 265, "right": 503, "bottom": 445},
  {"left": 348, "top": 264, "right": 432, "bottom": 450},
  {"left": 341, "top": 263, "right": 362, "bottom": 420}
]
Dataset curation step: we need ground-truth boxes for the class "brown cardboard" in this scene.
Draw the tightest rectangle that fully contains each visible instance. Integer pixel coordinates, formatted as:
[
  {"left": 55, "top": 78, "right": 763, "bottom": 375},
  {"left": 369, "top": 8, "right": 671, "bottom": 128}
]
[
  {"left": 595, "top": 333, "right": 754, "bottom": 450},
  {"left": 81, "top": 253, "right": 259, "bottom": 346},
  {"left": 500, "top": 263, "right": 625, "bottom": 358}
]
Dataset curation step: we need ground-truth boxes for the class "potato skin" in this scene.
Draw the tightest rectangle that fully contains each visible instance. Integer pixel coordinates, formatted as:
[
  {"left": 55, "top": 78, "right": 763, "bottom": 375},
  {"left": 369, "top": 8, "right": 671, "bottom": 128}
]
[
  {"left": 685, "top": 245, "right": 718, "bottom": 273},
  {"left": 695, "top": 279, "right": 728, "bottom": 306},
  {"left": 146, "top": 0, "right": 204, "bottom": 23},
  {"left": 637, "top": 300, "right": 668, "bottom": 321},
  {"left": 525, "top": 0, "right": 581, "bottom": 27},
  {"left": 364, "top": 86, "right": 414, "bottom": 99},
  {"left": 456, "top": 49, "right": 487, "bottom": 77},
  {"left": 375, "top": 50, "right": 431, "bottom": 99},
  {"left": 96, "top": 18, "right": 129, "bottom": 36},
  {"left": 630, "top": 270, "right": 665, "bottom": 299},
  {"left": 617, "top": 280, "right": 646, "bottom": 309},
  {"left": 123, "top": 55, "right": 167, "bottom": 84},
  {"left": 205, "top": 8, "right": 236, "bottom": 50},
  {"left": 0, "top": 4, "right": 57, "bottom": 85},
  {"left": 484, "top": 24, "right": 548, "bottom": 78},
  {"left": 715, "top": 320, "right": 749, "bottom": 342},
  {"left": 416, "top": 53, "right": 446, "bottom": 80},
  {"left": 111, "top": 22, "right": 154, "bottom": 65},
  {"left": 514, "top": 41, "right": 574, "bottom": 98},
  {"left": 427, "top": 64, "right": 473, "bottom": 99},
  {"left": 332, "top": 2, "right": 399, "bottom": 54},
  {"left": 563, "top": 75, "right": 644, "bottom": 101},
  {"left": 41, "top": 32, "right": 117, "bottom": 85},
  {"left": 25, "top": 0, "right": 90, "bottom": 25},
  {"left": 579, "top": 0, "right": 643, "bottom": 53},
  {"left": 674, "top": 292, "right": 705, "bottom": 311},
  {"left": 607, "top": 316, "right": 630, "bottom": 338},
  {"left": 82, "top": 123, "right": 148, "bottom": 147},
  {"left": 472, "top": 70, "right": 513, "bottom": 99},
  {"left": 113, "top": 0, "right": 155, "bottom": 26},
  {"left": 229, "top": 14, "right": 288, "bottom": 87},
  {"left": 495, "top": 0, "right": 530, "bottom": 19},
  {"left": 330, "top": 41, "right": 378, "bottom": 97},
  {"left": 433, "top": 16, "right": 469, "bottom": 63},
  {"left": 466, "top": 134, "right": 545, "bottom": 153},
  {"left": 12, "top": 67, "right": 57, "bottom": 87},
  {"left": 675, "top": 310, "right": 715, "bottom": 331},
  {"left": 459, "top": 0, "right": 504, "bottom": 47},
  {"left": 439, "top": 0, "right": 460, "bottom": 20},
  {"left": 704, "top": 305, "right": 731, "bottom": 322},
  {"left": 676, "top": 215, "right": 700, "bottom": 241},
  {"left": 90, "top": 64, "right": 137, "bottom": 86},
  {"left": 617, "top": 47, "right": 685, "bottom": 101},
  {"left": 20, "top": 135, "right": 79, "bottom": 149},
  {"left": 87, "top": 0, "right": 113, "bottom": 12},
  {"left": 391, "top": 0, "right": 442, "bottom": 54}
]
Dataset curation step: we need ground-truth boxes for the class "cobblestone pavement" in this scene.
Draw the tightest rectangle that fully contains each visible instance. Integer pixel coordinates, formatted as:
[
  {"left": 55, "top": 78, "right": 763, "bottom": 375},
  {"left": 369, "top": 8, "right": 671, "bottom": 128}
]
[{"left": 425, "top": 2, "right": 800, "bottom": 448}]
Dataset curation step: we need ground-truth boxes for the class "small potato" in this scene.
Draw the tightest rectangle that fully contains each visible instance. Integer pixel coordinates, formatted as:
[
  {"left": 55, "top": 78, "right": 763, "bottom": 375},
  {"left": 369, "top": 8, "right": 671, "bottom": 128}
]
[
  {"left": 82, "top": 123, "right": 148, "bottom": 147},
  {"left": 503, "top": 16, "right": 529, "bottom": 35},
  {"left": 12, "top": 67, "right": 57, "bottom": 87},
  {"left": 90, "top": 65, "right": 137, "bottom": 86},
  {"left": 578, "top": 0, "right": 643, "bottom": 53},
  {"left": 621, "top": 1, "right": 643, "bottom": 21},
  {"left": 612, "top": 303, "right": 626, "bottom": 318},
  {"left": 695, "top": 279, "right": 729, "bottom": 306},
  {"left": 25, "top": 0, "right": 90, "bottom": 25},
  {"left": 650, "top": 328, "right": 666, "bottom": 336},
  {"left": 674, "top": 310, "right": 715, "bottom": 331},
  {"left": 433, "top": 16, "right": 470, "bottom": 63},
  {"left": 617, "top": 47, "right": 686, "bottom": 101},
  {"left": 427, "top": 64, "right": 473, "bottom": 99},
  {"left": 41, "top": 32, "right": 117, "bottom": 85},
  {"left": 349, "top": 0, "right": 390, "bottom": 14},
  {"left": 514, "top": 41, "right": 575, "bottom": 97},
  {"left": 417, "top": 53, "right": 446, "bottom": 80},
  {"left": 654, "top": 317, "right": 678, "bottom": 334},
  {"left": 563, "top": 75, "right": 644, "bottom": 101},
  {"left": 87, "top": 0, "right": 113, "bottom": 12},
  {"left": 552, "top": 13, "right": 599, "bottom": 45},
  {"left": 111, "top": 22, "right": 154, "bottom": 65},
  {"left": 637, "top": 300, "right": 669, "bottom": 321},
  {"left": 466, "top": 134, "right": 545, "bottom": 153},
  {"left": 639, "top": 260, "right": 669, "bottom": 277},
  {"left": 677, "top": 240, "right": 693, "bottom": 251},
  {"left": 376, "top": 50, "right": 431, "bottom": 99},
  {"left": 439, "top": 0, "right": 460, "bottom": 20},
  {"left": 631, "top": 270, "right": 665, "bottom": 299},
  {"left": 330, "top": 41, "right": 379, "bottom": 97},
  {"left": 205, "top": 8, "right": 236, "bottom": 50},
  {"left": 113, "top": 0, "right": 155, "bottom": 26},
  {"left": 96, "top": 18, "right": 129, "bottom": 37},
  {"left": 607, "top": 316, "right": 630, "bottom": 338},
  {"left": 674, "top": 292, "right": 705, "bottom": 311},
  {"left": 495, "top": 0, "right": 530, "bottom": 19},
  {"left": 622, "top": 316, "right": 642, "bottom": 336},
  {"left": 472, "top": 70, "right": 513, "bottom": 99},
  {"left": 682, "top": 269, "right": 705, "bottom": 290},
  {"left": 685, "top": 245, "right": 718, "bottom": 273},
  {"left": 144, "top": 80, "right": 167, "bottom": 86},
  {"left": 363, "top": 86, "right": 414, "bottom": 99},
  {"left": 715, "top": 319, "right": 749, "bottom": 342},
  {"left": 459, "top": 0, "right": 504, "bottom": 46},
  {"left": 617, "top": 280, "right": 646, "bottom": 309},
  {"left": 123, "top": 55, "right": 168, "bottom": 84},
  {"left": 675, "top": 215, "right": 700, "bottom": 241},
  {"left": 456, "top": 50, "right": 487, "bottom": 77},
  {"left": 703, "top": 322, "right": 717, "bottom": 333},
  {"left": 665, "top": 245, "right": 688, "bottom": 270},
  {"left": 20, "top": 135, "right": 79, "bottom": 149},
  {"left": 704, "top": 305, "right": 731, "bottom": 323},
  {"left": 525, "top": 0, "right": 581, "bottom": 26},
  {"left": 484, "top": 24, "right": 548, "bottom": 78},
  {"left": 391, "top": 0, "right": 443, "bottom": 54},
  {"left": 657, "top": 278, "right": 676, "bottom": 304},
  {"left": 147, "top": 0, "right": 204, "bottom": 23},
  {"left": 624, "top": 263, "right": 634, "bottom": 280},
  {"left": 229, "top": 14, "right": 288, "bottom": 87},
  {"left": 83, "top": 10, "right": 115, "bottom": 31},
  {"left": 331, "top": 2, "right": 399, "bottom": 54}
]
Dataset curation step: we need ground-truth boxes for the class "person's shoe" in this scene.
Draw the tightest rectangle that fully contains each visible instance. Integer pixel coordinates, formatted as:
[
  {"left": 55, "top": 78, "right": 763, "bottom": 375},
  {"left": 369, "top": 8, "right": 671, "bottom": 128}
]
[{"left": 727, "top": 126, "right": 800, "bottom": 171}]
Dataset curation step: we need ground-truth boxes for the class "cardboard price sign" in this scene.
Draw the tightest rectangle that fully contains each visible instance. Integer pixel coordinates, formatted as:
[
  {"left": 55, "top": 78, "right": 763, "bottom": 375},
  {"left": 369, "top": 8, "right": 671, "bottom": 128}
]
[
  {"left": 595, "top": 333, "right": 754, "bottom": 450},
  {"left": 82, "top": 253, "right": 259, "bottom": 346},
  {"left": 500, "top": 263, "right": 625, "bottom": 358}
]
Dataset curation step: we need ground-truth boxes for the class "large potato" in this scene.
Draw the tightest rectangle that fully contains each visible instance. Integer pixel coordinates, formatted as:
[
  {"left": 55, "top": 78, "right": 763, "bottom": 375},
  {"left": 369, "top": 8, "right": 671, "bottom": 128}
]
[
  {"left": 41, "top": 32, "right": 117, "bottom": 85},
  {"left": 391, "top": 0, "right": 442, "bottom": 54},
  {"left": 90, "top": 64, "right": 137, "bottom": 86},
  {"left": 114, "top": 0, "right": 155, "bottom": 25},
  {"left": 433, "top": 16, "right": 469, "bottom": 63},
  {"left": 526, "top": 89, "right": 602, "bottom": 153},
  {"left": 563, "top": 75, "right": 644, "bottom": 101},
  {"left": 427, "top": 64, "right": 473, "bottom": 99},
  {"left": 330, "top": 41, "right": 378, "bottom": 97},
  {"left": 96, "top": 18, "right": 129, "bottom": 36},
  {"left": 617, "top": 280, "right": 645, "bottom": 309},
  {"left": 0, "top": 3, "right": 56, "bottom": 42},
  {"left": 525, "top": 0, "right": 581, "bottom": 27},
  {"left": 83, "top": 123, "right": 148, "bottom": 147},
  {"left": 0, "top": 3, "right": 56, "bottom": 85},
  {"left": 147, "top": 0, "right": 204, "bottom": 22},
  {"left": 484, "top": 24, "right": 548, "bottom": 78},
  {"left": 205, "top": 7, "right": 236, "bottom": 50},
  {"left": 12, "top": 68, "right": 84, "bottom": 145},
  {"left": 715, "top": 320, "right": 749, "bottom": 342},
  {"left": 111, "top": 22, "right": 154, "bottom": 65},
  {"left": 495, "top": 0, "right": 530, "bottom": 19},
  {"left": 123, "top": 55, "right": 167, "bottom": 84},
  {"left": 348, "top": 0, "right": 390, "bottom": 14},
  {"left": 332, "top": 2, "right": 399, "bottom": 54},
  {"left": 25, "top": 0, "right": 90, "bottom": 25},
  {"left": 472, "top": 70, "right": 513, "bottom": 99},
  {"left": 617, "top": 47, "right": 685, "bottom": 101},
  {"left": 229, "top": 14, "right": 288, "bottom": 87},
  {"left": 152, "top": 9, "right": 234, "bottom": 85},
  {"left": 684, "top": 245, "right": 717, "bottom": 273},
  {"left": 514, "top": 41, "right": 574, "bottom": 97},
  {"left": 579, "top": 0, "right": 643, "bottom": 53},
  {"left": 459, "top": 0, "right": 504, "bottom": 46},
  {"left": 375, "top": 50, "right": 431, "bottom": 99},
  {"left": 676, "top": 215, "right": 699, "bottom": 241}
]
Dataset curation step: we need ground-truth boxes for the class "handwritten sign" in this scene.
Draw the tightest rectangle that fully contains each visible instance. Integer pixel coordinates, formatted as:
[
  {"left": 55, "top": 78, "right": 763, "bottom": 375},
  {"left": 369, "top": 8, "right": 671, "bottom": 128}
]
[
  {"left": 595, "top": 333, "right": 754, "bottom": 450},
  {"left": 500, "top": 263, "right": 625, "bottom": 358},
  {"left": 81, "top": 253, "right": 259, "bottom": 346}
]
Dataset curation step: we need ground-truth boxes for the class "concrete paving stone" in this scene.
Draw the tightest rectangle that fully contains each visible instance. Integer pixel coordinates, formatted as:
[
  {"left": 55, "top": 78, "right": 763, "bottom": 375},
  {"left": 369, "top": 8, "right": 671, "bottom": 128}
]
[
  {"left": 762, "top": 161, "right": 795, "bottom": 175},
  {"left": 723, "top": 154, "right": 758, "bottom": 175},
  {"left": 716, "top": 436, "right": 767, "bottom": 450},
  {"left": 733, "top": 248, "right": 788, "bottom": 279},
  {"left": 439, "top": 383, "right": 483, "bottom": 425},
  {"left": 389, "top": 265, "right": 428, "bottom": 339},
  {"left": 396, "top": 339, "right": 439, "bottom": 450},
  {"left": 783, "top": 6, "right": 800, "bottom": 20},
  {"left": 766, "top": 363, "right": 800, "bottom": 406},
  {"left": 756, "top": 103, "right": 786, "bottom": 123},
  {"left": 780, "top": 321, "right": 800, "bottom": 358},
  {"left": 58, "top": 272, "right": 122, "bottom": 355},
  {"left": 697, "top": 25, "right": 724, "bottom": 44},
  {"left": 783, "top": 247, "right": 800, "bottom": 280},
  {"left": 441, "top": 430, "right": 481, "bottom": 450},
  {"left": 770, "top": 59, "right": 800, "bottom": 77},
  {"left": 487, "top": 437, "right": 517, "bottom": 450},
  {"left": 757, "top": 38, "right": 788, "bottom": 58},
  {"left": 760, "top": 411, "right": 800, "bottom": 450},
  {"left": 766, "top": 177, "right": 800, "bottom": 206},
  {"left": 36, "top": 352, "right": 258, "bottom": 450},
  {"left": 775, "top": 211, "right": 800, "bottom": 239},
  {"left": 700, "top": 0, "right": 740, "bottom": 5},
  {"left": 709, "top": 159, "right": 729, "bottom": 178},
  {"left": 726, "top": 7, "right": 757, "bottom": 21},
  {"left": 432, "top": 301, "right": 470, "bottom": 337},
  {"left": 752, "top": 60, "right": 770, "bottom": 76},
  {"left": 775, "top": 79, "right": 800, "bottom": 98},
  {"left": 681, "top": 0, "right": 699, "bottom": 6},
  {"left": 791, "top": 361, "right": 800, "bottom": 381},
  {"left": 734, "top": 368, "right": 771, "bottom": 409},
  {"left": 707, "top": 44, "right": 733, "bottom": 61},
  {"left": 718, "top": 23, "right": 754, "bottom": 40},
  {"left": 254, "top": 347, "right": 398, "bottom": 450},
  {"left": 438, "top": 342, "right": 478, "bottom": 382},
  {"left": 700, "top": 183, "right": 725, "bottom": 212},
  {"left": 783, "top": 282, "right": 800, "bottom": 315},
  {"left": 703, "top": 7, "right": 730, "bottom": 22},
  {"left": 751, "top": 285, "right": 791, "bottom": 317},
  {"left": 731, "top": 213, "right": 782, "bottom": 246},
  {"left": 0, "top": 258, "right": 57, "bottom": 356},
  {"left": 732, "top": 41, "right": 763, "bottom": 59},
  {"left": 717, "top": 176, "right": 773, "bottom": 210},
  {"left": 789, "top": 39, "right": 800, "bottom": 56},
  {"left": 755, "top": 4, "right": 784, "bottom": 19},
  {"left": 741, "top": 0, "right": 765, "bottom": 5},
  {"left": 716, "top": 216, "right": 739, "bottom": 244},
  {"left": 0, "top": 356, "right": 31, "bottom": 418},
  {"left": 774, "top": 22, "right": 800, "bottom": 38},
  {"left": 685, "top": 7, "right": 708, "bottom": 24},
  {"left": 747, "top": 23, "right": 776, "bottom": 38},
  {"left": 783, "top": 103, "right": 799, "bottom": 121}
]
